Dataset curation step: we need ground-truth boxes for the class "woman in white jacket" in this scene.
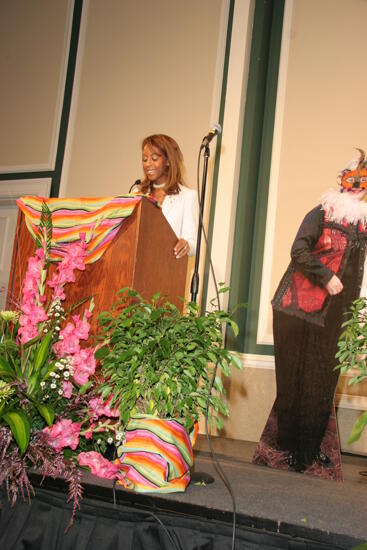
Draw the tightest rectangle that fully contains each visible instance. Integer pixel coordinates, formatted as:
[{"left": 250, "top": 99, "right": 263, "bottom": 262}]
[{"left": 134, "top": 134, "right": 198, "bottom": 259}]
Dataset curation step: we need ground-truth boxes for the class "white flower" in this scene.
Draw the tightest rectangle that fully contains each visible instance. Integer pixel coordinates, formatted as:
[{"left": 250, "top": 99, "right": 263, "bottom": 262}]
[
  {"left": 97, "top": 439, "right": 102, "bottom": 445},
  {"left": 115, "top": 432, "right": 123, "bottom": 441},
  {"left": 107, "top": 437, "right": 113, "bottom": 444},
  {"left": 55, "top": 313, "right": 60, "bottom": 317},
  {"left": 63, "top": 371, "right": 70, "bottom": 378},
  {"left": 58, "top": 389, "right": 63, "bottom": 395},
  {"left": 54, "top": 374, "right": 60, "bottom": 379},
  {"left": 55, "top": 326, "right": 60, "bottom": 332},
  {"left": 49, "top": 372, "right": 55, "bottom": 377},
  {"left": 40, "top": 381, "right": 46, "bottom": 388},
  {"left": 50, "top": 383, "right": 57, "bottom": 389}
]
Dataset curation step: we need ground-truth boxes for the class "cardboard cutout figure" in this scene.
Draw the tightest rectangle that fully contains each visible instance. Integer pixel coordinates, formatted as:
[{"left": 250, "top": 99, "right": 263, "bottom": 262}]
[{"left": 253, "top": 149, "right": 367, "bottom": 479}]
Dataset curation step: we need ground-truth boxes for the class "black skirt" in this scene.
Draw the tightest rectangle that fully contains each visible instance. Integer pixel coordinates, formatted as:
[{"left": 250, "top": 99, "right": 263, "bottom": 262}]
[{"left": 273, "top": 245, "right": 360, "bottom": 464}]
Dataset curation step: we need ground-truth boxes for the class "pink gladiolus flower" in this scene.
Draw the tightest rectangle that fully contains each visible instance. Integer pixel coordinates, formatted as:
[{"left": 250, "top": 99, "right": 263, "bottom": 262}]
[
  {"left": 47, "top": 235, "right": 87, "bottom": 301},
  {"left": 26, "top": 254, "right": 44, "bottom": 278},
  {"left": 72, "top": 348, "right": 96, "bottom": 385},
  {"left": 78, "top": 452, "right": 121, "bottom": 479},
  {"left": 89, "top": 397, "right": 120, "bottom": 419},
  {"left": 43, "top": 419, "right": 81, "bottom": 451},
  {"left": 71, "top": 314, "right": 90, "bottom": 340},
  {"left": 17, "top": 248, "right": 49, "bottom": 344},
  {"left": 62, "top": 380, "right": 73, "bottom": 398},
  {"left": 35, "top": 248, "right": 45, "bottom": 260},
  {"left": 53, "top": 322, "right": 81, "bottom": 356}
]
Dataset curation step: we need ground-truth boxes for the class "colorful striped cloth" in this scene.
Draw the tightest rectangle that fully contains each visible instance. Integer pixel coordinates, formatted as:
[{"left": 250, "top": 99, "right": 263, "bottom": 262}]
[
  {"left": 116, "top": 415, "right": 198, "bottom": 493},
  {"left": 16, "top": 195, "right": 154, "bottom": 264}
]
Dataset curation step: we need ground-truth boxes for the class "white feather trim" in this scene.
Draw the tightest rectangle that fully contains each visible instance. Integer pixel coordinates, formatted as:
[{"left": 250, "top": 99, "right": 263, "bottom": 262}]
[{"left": 320, "top": 189, "right": 367, "bottom": 225}]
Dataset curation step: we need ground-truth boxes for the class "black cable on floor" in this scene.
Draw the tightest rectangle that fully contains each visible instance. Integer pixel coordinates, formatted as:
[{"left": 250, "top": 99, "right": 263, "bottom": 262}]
[{"left": 112, "top": 480, "right": 183, "bottom": 550}]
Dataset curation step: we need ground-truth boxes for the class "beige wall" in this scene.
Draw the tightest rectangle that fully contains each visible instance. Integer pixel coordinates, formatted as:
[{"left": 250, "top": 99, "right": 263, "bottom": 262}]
[
  {"left": 61, "top": 0, "right": 224, "bottom": 197},
  {"left": 0, "top": 0, "right": 72, "bottom": 171}
]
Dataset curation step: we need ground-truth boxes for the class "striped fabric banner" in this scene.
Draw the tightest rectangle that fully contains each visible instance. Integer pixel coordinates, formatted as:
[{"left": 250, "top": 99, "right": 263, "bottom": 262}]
[
  {"left": 16, "top": 195, "right": 155, "bottom": 264},
  {"left": 116, "top": 415, "right": 198, "bottom": 493}
]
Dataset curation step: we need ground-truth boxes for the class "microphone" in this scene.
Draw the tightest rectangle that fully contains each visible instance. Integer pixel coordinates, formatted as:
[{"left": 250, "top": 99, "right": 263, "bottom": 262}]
[
  {"left": 128, "top": 179, "right": 141, "bottom": 193},
  {"left": 201, "top": 123, "right": 222, "bottom": 148}
]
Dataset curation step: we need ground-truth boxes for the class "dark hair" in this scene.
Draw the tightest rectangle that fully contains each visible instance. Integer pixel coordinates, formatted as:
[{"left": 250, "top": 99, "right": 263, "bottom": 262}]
[{"left": 140, "top": 134, "right": 185, "bottom": 195}]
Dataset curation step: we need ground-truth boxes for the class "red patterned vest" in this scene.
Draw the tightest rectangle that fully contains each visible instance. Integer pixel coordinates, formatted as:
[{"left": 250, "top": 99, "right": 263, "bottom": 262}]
[{"left": 273, "top": 211, "right": 367, "bottom": 324}]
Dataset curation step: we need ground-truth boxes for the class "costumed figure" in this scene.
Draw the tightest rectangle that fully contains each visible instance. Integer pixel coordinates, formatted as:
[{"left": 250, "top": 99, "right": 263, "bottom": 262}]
[
  {"left": 254, "top": 148, "right": 367, "bottom": 477},
  {"left": 133, "top": 134, "right": 198, "bottom": 259}
]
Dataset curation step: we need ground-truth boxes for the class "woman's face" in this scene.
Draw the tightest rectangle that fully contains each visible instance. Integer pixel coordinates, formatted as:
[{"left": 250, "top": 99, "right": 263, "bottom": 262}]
[{"left": 142, "top": 144, "right": 169, "bottom": 185}]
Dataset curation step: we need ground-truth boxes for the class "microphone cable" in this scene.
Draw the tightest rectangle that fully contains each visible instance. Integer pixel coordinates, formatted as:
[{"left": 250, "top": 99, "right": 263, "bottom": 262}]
[
  {"left": 112, "top": 479, "right": 183, "bottom": 550},
  {"left": 195, "top": 143, "right": 238, "bottom": 550}
]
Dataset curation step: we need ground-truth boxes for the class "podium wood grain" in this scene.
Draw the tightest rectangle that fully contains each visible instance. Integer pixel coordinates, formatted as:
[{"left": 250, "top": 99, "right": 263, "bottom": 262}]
[{"left": 7, "top": 198, "right": 188, "bottom": 334}]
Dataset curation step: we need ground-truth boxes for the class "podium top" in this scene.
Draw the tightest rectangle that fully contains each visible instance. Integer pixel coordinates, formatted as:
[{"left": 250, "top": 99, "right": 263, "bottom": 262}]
[{"left": 16, "top": 194, "right": 158, "bottom": 264}]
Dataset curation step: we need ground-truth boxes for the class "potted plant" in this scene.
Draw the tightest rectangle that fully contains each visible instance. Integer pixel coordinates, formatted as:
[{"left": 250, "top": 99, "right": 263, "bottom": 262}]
[
  {"left": 94, "top": 287, "right": 243, "bottom": 492},
  {"left": 336, "top": 296, "right": 367, "bottom": 443}
]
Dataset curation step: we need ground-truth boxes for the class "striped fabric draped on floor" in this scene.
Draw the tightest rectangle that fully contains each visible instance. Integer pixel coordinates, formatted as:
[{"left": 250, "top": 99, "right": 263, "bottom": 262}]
[{"left": 117, "top": 415, "right": 198, "bottom": 493}]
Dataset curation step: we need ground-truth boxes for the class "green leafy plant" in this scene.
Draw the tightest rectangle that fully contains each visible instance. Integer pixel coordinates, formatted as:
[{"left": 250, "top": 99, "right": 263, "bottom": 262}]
[
  {"left": 96, "top": 287, "right": 243, "bottom": 438},
  {"left": 336, "top": 297, "right": 367, "bottom": 443}
]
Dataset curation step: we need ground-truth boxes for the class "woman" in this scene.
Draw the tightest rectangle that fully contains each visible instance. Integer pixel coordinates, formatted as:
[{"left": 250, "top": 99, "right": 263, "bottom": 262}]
[
  {"left": 269, "top": 149, "right": 367, "bottom": 473},
  {"left": 133, "top": 134, "right": 198, "bottom": 259}
]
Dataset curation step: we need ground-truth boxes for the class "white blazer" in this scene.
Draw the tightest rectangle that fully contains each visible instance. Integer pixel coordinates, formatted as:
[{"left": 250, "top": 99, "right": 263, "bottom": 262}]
[{"left": 161, "top": 185, "right": 199, "bottom": 256}]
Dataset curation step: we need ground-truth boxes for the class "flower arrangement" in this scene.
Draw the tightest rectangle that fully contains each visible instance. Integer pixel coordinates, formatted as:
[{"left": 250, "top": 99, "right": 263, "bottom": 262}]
[
  {"left": 0, "top": 206, "right": 122, "bottom": 527},
  {"left": 0, "top": 204, "right": 243, "bottom": 522}
]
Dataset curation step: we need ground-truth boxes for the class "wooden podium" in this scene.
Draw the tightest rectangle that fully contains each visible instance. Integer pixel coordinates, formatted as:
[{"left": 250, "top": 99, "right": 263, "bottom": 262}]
[{"left": 7, "top": 198, "right": 188, "bottom": 332}]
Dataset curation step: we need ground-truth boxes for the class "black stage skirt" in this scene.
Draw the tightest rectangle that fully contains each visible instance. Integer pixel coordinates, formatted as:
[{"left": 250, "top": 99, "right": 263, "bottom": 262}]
[{"left": 273, "top": 246, "right": 360, "bottom": 464}]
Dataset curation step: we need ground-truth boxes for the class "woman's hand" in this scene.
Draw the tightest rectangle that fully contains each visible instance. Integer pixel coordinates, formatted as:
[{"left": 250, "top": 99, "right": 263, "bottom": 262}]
[
  {"left": 174, "top": 239, "right": 190, "bottom": 259},
  {"left": 325, "top": 274, "right": 343, "bottom": 296}
]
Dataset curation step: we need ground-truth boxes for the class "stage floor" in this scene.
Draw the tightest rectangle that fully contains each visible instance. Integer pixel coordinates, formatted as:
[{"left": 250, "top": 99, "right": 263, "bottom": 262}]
[
  {"left": 191, "top": 436, "right": 367, "bottom": 547},
  {"left": 2, "top": 436, "right": 367, "bottom": 549},
  {"left": 72, "top": 436, "right": 367, "bottom": 548}
]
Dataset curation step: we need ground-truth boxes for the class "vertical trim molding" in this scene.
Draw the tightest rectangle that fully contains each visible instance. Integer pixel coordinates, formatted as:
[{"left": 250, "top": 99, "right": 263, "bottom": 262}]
[
  {"left": 51, "top": 0, "right": 83, "bottom": 197},
  {"left": 59, "top": 0, "right": 89, "bottom": 198},
  {"left": 227, "top": 0, "right": 285, "bottom": 355},
  {"left": 201, "top": 0, "right": 255, "bottom": 312},
  {"left": 256, "top": 0, "right": 293, "bottom": 346}
]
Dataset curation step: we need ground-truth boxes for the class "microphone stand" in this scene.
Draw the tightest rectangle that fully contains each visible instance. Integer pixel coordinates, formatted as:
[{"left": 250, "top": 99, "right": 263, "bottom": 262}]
[
  {"left": 190, "top": 144, "right": 210, "bottom": 303},
  {"left": 189, "top": 143, "right": 215, "bottom": 485}
]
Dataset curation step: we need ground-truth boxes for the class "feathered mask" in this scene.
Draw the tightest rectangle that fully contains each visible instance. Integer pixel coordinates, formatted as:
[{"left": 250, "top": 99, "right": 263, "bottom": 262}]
[{"left": 339, "top": 148, "right": 367, "bottom": 190}]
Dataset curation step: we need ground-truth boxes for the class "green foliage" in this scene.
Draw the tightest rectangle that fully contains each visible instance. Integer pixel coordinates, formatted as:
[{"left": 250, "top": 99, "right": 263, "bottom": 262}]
[
  {"left": 2, "top": 409, "right": 30, "bottom": 455},
  {"left": 34, "top": 201, "right": 52, "bottom": 267},
  {"left": 348, "top": 411, "right": 367, "bottom": 445},
  {"left": 0, "top": 207, "right": 64, "bottom": 451},
  {"left": 336, "top": 297, "right": 367, "bottom": 443},
  {"left": 97, "top": 288, "right": 243, "bottom": 438}
]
